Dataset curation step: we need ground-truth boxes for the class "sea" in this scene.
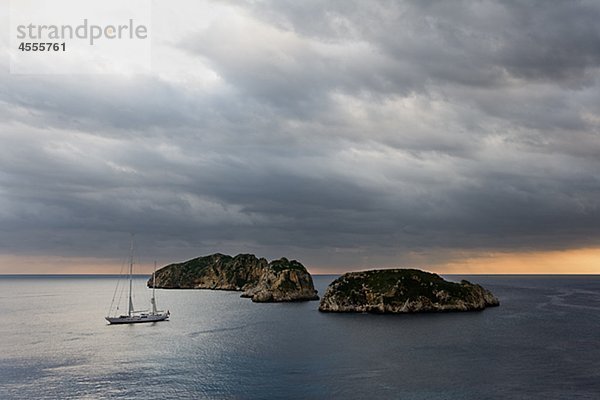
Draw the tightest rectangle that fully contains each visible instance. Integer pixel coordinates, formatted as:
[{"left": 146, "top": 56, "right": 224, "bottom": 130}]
[{"left": 0, "top": 275, "right": 598, "bottom": 399}]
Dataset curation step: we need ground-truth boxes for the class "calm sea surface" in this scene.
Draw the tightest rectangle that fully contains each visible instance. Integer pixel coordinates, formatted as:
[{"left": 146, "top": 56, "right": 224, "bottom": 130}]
[{"left": 0, "top": 275, "right": 599, "bottom": 399}]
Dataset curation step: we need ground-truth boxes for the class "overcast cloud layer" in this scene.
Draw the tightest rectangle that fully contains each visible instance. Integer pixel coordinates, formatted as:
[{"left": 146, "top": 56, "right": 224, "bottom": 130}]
[{"left": 1, "top": 0, "right": 600, "bottom": 271}]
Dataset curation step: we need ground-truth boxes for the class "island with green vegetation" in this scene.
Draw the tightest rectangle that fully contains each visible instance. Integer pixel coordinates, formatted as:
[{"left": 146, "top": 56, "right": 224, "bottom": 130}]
[
  {"left": 319, "top": 269, "right": 499, "bottom": 313},
  {"left": 149, "top": 253, "right": 319, "bottom": 302}
]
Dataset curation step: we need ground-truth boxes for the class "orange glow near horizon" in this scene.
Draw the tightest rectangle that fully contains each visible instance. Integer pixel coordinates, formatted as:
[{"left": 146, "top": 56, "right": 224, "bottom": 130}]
[
  {"left": 433, "top": 248, "right": 600, "bottom": 275},
  {"left": 0, "top": 255, "right": 134, "bottom": 275},
  {"left": 1, "top": 248, "right": 599, "bottom": 275},
  {"left": 307, "top": 248, "right": 600, "bottom": 275}
]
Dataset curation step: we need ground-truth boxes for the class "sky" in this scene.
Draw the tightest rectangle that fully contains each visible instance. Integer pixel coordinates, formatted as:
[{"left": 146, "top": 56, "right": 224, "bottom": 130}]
[{"left": 1, "top": 0, "right": 599, "bottom": 274}]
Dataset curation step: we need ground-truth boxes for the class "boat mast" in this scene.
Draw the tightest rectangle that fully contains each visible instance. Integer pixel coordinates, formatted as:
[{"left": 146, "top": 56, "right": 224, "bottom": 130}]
[
  {"left": 128, "top": 235, "right": 134, "bottom": 317},
  {"left": 151, "top": 261, "right": 157, "bottom": 315}
]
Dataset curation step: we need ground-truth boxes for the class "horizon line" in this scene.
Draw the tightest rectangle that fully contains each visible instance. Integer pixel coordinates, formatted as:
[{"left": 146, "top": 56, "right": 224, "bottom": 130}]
[{"left": 1, "top": 273, "right": 599, "bottom": 277}]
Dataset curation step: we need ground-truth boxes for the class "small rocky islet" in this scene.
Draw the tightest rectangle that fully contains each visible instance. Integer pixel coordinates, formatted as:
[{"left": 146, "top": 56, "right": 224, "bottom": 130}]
[
  {"left": 318, "top": 269, "right": 500, "bottom": 313},
  {"left": 149, "top": 253, "right": 319, "bottom": 302}
]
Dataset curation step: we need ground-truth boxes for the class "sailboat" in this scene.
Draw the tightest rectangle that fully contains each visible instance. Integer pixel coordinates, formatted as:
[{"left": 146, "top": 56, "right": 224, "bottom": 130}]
[{"left": 106, "top": 240, "right": 170, "bottom": 325}]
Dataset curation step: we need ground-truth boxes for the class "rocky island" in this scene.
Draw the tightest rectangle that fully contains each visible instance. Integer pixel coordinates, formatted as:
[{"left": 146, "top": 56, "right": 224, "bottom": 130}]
[
  {"left": 319, "top": 269, "right": 499, "bottom": 313},
  {"left": 149, "top": 253, "right": 319, "bottom": 302}
]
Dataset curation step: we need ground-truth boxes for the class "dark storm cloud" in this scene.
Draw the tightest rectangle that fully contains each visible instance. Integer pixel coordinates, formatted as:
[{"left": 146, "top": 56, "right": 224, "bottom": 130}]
[
  {"left": 1, "top": 0, "right": 600, "bottom": 270},
  {"left": 237, "top": 0, "right": 600, "bottom": 87}
]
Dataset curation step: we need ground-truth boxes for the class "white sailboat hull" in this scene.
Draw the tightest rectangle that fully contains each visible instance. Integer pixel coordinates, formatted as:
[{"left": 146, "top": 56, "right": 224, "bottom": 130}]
[{"left": 106, "top": 312, "right": 169, "bottom": 324}]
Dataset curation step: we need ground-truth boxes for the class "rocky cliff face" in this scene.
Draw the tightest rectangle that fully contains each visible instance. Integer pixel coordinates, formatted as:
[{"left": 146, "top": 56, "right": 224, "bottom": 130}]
[
  {"left": 149, "top": 253, "right": 319, "bottom": 302},
  {"left": 319, "top": 269, "right": 499, "bottom": 313}
]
